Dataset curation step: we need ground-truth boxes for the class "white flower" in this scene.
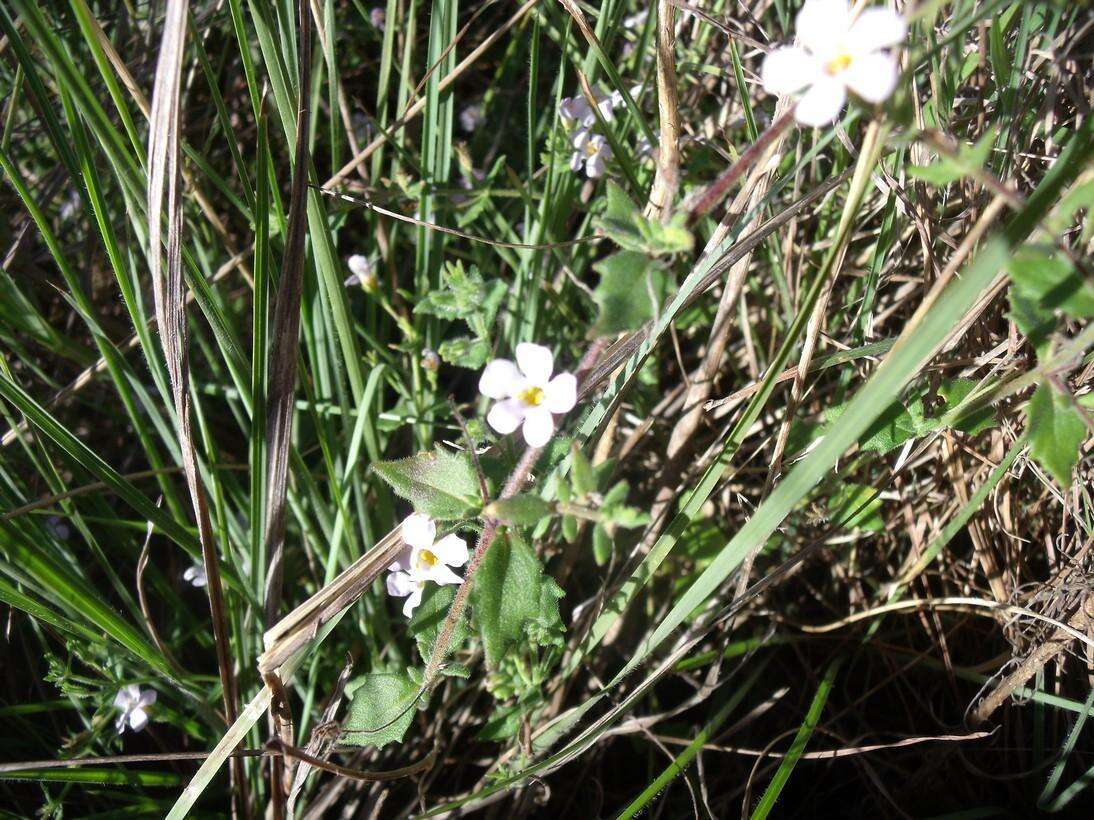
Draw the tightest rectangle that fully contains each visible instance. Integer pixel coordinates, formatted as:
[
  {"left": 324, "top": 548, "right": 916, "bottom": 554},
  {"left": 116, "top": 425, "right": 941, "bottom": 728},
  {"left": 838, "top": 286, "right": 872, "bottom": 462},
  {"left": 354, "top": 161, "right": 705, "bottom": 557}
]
[
  {"left": 558, "top": 86, "right": 618, "bottom": 130},
  {"left": 345, "top": 254, "right": 378, "bottom": 291},
  {"left": 459, "top": 103, "right": 484, "bottom": 133},
  {"left": 623, "top": 9, "right": 649, "bottom": 30},
  {"left": 183, "top": 563, "right": 207, "bottom": 588},
  {"left": 113, "top": 684, "right": 156, "bottom": 734},
  {"left": 479, "top": 342, "right": 577, "bottom": 447},
  {"left": 570, "top": 129, "right": 611, "bottom": 179},
  {"left": 761, "top": 0, "right": 906, "bottom": 127},
  {"left": 385, "top": 514, "right": 469, "bottom": 618},
  {"left": 45, "top": 516, "right": 71, "bottom": 540}
]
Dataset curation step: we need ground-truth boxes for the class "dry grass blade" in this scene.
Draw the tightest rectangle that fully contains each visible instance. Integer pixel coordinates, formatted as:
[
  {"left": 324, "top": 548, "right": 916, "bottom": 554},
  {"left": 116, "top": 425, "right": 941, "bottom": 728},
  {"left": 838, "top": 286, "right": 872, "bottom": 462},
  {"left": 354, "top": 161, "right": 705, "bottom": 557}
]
[
  {"left": 145, "top": 0, "right": 246, "bottom": 813},
  {"left": 261, "top": 1, "right": 315, "bottom": 810}
]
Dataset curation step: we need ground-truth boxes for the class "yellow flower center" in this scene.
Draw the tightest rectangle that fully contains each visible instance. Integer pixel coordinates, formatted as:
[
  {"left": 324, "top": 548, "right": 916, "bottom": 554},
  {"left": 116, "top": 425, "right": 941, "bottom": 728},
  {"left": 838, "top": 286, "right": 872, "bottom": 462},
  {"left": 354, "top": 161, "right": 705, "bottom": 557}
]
[
  {"left": 518, "top": 386, "right": 546, "bottom": 407},
  {"left": 586, "top": 141, "right": 599, "bottom": 157},
  {"left": 417, "top": 548, "right": 439, "bottom": 570},
  {"left": 825, "top": 52, "right": 853, "bottom": 75}
]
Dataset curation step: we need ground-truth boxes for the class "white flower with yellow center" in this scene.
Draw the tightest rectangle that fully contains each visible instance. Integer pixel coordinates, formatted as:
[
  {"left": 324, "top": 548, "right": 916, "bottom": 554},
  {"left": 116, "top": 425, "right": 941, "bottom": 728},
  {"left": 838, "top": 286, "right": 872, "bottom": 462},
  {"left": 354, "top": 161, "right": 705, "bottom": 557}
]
[
  {"left": 113, "top": 684, "right": 156, "bottom": 734},
  {"left": 762, "top": 0, "right": 906, "bottom": 127},
  {"left": 385, "top": 514, "right": 469, "bottom": 617},
  {"left": 479, "top": 343, "right": 577, "bottom": 447},
  {"left": 570, "top": 130, "right": 612, "bottom": 179}
]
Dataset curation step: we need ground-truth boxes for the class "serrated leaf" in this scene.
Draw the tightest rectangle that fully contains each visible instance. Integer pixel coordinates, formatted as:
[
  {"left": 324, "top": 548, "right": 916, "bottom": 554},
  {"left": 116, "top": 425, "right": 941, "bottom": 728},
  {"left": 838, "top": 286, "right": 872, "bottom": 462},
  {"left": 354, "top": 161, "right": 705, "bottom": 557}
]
[
  {"left": 595, "top": 182, "right": 645, "bottom": 251},
  {"left": 470, "top": 532, "right": 562, "bottom": 667},
  {"left": 409, "top": 585, "right": 469, "bottom": 668},
  {"left": 487, "top": 494, "right": 553, "bottom": 526},
  {"left": 1028, "top": 382, "right": 1087, "bottom": 489},
  {"left": 372, "top": 446, "right": 482, "bottom": 520},
  {"left": 342, "top": 670, "right": 419, "bottom": 748},
  {"left": 592, "top": 251, "right": 670, "bottom": 336},
  {"left": 438, "top": 336, "right": 490, "bottom": 369}
]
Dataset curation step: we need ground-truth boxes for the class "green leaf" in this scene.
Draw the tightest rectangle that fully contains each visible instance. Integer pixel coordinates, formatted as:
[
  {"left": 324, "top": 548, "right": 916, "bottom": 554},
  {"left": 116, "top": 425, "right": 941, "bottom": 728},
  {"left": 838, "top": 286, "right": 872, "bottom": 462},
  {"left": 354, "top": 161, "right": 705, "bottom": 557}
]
[
  {"left": 570, "top": 444, "right": 595, "bottom": 497},
  {"left": 414, "top": 260, "right": 491, "bottom": 319},
  {"left": 594, "top": 182, "right": 693, "bottom": 255},
  {"left": 1009, "top": 248, "right": 1094, "bottom": 320},
  {"left": 470, "top": 532, "right": 562, "bottom": 667},
  {"left": 438, "top": 336, "right": 490, "bottom": 369},
  {"left": 591, "top": 252, "right": 670, "bottom": 336},
  {"left": 487, "top": 494, "right": 553, "bottom": 526},
  {"left": 827, "top": 483, "right": 884, "bottom": 532},
  {"left": 342, "top": 670, "right": 420, "bottom": 748},
  {"left": 372, "top": 446, "right": 482, "bottom": 520},
  {"left": 938, "top": 378, "right": 997, "bottom": 435},
  {"left": 592, "top": 524, "right": 611, "bottom": 565},
  {"left": 409, "top": 585, "right": 469, "bottom": 669},
  {"left": 909, "top": 129, "right": 995, "bottom": 186},
  {"left": 1028, "top": 382, "right": 1087, "bottom": 489}
]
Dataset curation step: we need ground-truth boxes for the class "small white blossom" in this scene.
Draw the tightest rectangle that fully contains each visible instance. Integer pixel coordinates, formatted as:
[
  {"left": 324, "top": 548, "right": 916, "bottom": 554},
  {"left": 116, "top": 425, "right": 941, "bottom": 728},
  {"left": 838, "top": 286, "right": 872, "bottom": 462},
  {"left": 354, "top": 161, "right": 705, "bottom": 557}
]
[
  {"left": 183, "top": 563, "right": 207, "bottom": 588},
  {"left": 345, "top": 254, "right": 378, "bottom": 291},
  {"left": 558, "top": 86, "right": 618, "bottom": 130},
  {"left": 114, "top": 684, "right": 156, "bottom": 734},
  {"left": 761, "top": 0, "right": 906, "bottom": 127},
  {"left": 570, "top": 130, "right": 611, "bottom": 179},
  {"left": 479, "top": 343, "right": 577, "bottom": 447},
  {"left": 623, "top": 9, "right": 649, "bottom": 30},
  {"left": 46, "top": 516, "right": 71, "bottom": 540},
  {"left": 369, "top": 7, "right": 385, "bottom": 30},
  {"left": 459, "top": 103, "right": 484, "bottom": 133},
  {"left": 385, "top": 514, "right": 469, "bottom": 618}
]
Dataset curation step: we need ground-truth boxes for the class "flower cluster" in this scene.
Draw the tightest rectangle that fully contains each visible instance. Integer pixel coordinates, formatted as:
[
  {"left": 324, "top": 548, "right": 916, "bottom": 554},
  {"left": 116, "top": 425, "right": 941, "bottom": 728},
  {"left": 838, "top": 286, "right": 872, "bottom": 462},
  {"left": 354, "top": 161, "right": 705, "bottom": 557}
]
[
  {"left": 559, "top": 86, "right": 624, "bottom": 179},
  {"left": 385, "top": 514, "right": 469, "bottom": 616},
  {"left": 762, "top": 0, "right": 906, "bottom": 126}
]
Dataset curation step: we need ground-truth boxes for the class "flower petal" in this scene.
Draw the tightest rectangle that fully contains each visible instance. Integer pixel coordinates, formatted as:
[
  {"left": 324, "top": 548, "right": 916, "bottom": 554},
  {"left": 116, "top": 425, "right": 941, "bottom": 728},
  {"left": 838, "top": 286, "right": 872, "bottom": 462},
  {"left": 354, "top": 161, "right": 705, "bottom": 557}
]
[
  {"left": 129, "top": 706, "right": 149, "bottom": 732},
  {"left": 138, "top": 689, "right": 157, "bottom": 707},
  {"left": 796, "top": 0, "right": 852, "bottom": 58},
  {"left": 386, "top": 570, "right": 417, "bottom": 598},
  {"left": 424, "top": 562, "right": 464, "bottom": 586},
  {"left": 402, "top": 586, "right": 423, "bottom": 617},
  {"left": 114, "top": 687, "right": 136, "bottom": 709},
  {"left": 347, "top": 255, "right": 372, "bottom": 278},
  {"left": 545, "top": 373, "right": 577, "bottom": 414},
  {"left": 794, "top": 76, "right": 847, "bottom": 126},
  {"left": 843, "top": 51, "right": 899, "bottom": 103},
  {"left": 487, "top": 399, "right": 525, "bottom": 435},
  {"left": 401, "top": 513, "right": 436, "bottom": 551},
  {"left": 522, "top": 406, "right": 555, "bottom": 447},
  {"left": 479, "top": 359, "right": 521, "bottom": 399},
  {"left": 516, "top": 342, "right": 554, "bottom": 385},
  {"left": 388, "top": 545, "right": 413, "bottom": 573},
  {"left": 433, "top": 533, "right": 469, "bottom": 567},
  {"left": 586, "top": 153, "right": 607, "bottom": 179},
  {"left": 761, "top": 47, "right": 820, "bottom": 96},
  {"left": 569, "top": 151, "right": 585, "bottom": 172},
  {"left": 115, "top": 712, "right": 128, "bottom": 734},
  {"left": 846, "top": 7, "right": 906, "bottom": 54}
]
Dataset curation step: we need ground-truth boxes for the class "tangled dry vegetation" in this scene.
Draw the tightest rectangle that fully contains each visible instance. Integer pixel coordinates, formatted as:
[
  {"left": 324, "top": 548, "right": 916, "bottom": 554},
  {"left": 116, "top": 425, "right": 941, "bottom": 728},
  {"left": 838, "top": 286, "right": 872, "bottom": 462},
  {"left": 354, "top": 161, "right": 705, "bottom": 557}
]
[{"left": 0, "top": 0, "right": 1091, "bottom": 817}]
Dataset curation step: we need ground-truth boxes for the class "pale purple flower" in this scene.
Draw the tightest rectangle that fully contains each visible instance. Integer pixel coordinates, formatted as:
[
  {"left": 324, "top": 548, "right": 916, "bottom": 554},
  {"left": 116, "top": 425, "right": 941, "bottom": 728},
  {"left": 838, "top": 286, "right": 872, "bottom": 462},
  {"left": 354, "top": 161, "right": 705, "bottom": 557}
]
[
  {"left": 479, "top": 343, "right": 577, "bottom": 447},
  {"left": 761, "top": 0, "right": 906, "bottom": 126},
  {"left": 114, "top": 685, "right": 156, "bottom": 734},
  {"left": 370, "top": 7, "right": 385, "bottom": 31},
  {"left": 386, "top": 514, "right": 468, "bottom": 617}
]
